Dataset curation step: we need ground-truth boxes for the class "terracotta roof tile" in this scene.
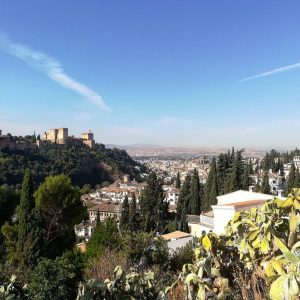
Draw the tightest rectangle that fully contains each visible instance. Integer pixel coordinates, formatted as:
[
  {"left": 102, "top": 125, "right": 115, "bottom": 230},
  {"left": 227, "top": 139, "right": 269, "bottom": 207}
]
[{"left": 161, "top": 231, "right": 191, "bottom": 241}]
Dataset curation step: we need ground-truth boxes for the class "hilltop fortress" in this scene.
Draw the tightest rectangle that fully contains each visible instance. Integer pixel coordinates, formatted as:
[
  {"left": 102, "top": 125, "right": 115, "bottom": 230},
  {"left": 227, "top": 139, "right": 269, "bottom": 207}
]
[
  {"left": 43, "top": 128, "right": 95, "bottom": 149},
  {"left": 0, "top": 128, "right": 96, "bottom": 151},
  {"left": 0, "top": 130, "right": 37, "bottom": 151}
]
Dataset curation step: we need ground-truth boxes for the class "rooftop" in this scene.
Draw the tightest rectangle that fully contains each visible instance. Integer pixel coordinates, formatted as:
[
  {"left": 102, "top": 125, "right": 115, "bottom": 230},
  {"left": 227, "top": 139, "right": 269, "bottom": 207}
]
[
  {"left": 221, "top": 200, "right": 266, "bottom": 208},
  {"left": 187, "top": 214, "right": 200, "bottom": 223},
  {"left": 217, "top": 190, "right": 274, "bottom": 205},
  {"left": 161, "top": 230, "right": 191, "bottom": 241},
  {"left": 89, "top": 202, "right": 121, "bottom": 212}
]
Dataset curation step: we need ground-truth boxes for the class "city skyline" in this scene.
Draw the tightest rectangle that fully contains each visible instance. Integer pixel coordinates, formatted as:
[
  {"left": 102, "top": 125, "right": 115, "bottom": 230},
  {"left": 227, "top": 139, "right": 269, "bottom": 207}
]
[{"left": 1, "top": 1, "right": 300, "bottom": 148}]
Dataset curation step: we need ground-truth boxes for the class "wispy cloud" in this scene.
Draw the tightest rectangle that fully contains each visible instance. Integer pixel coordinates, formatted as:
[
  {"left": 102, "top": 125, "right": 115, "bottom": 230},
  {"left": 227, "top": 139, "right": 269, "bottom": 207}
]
[
  {"left": 0, "top": 33, "right": 111, "bottom": 111},
  {"left": 240, "top": 62, "right": 300, "bottom": 81}
]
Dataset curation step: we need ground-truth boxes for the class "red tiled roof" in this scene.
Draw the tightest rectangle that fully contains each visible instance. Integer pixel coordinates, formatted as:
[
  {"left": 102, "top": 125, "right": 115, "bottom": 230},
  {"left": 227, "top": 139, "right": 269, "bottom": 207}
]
[
  {"left": 161, "top": 231, "right": 191, "bottom": 241},
  {"left": 89, "top": 202, "right": 121, "bottom": 213}
]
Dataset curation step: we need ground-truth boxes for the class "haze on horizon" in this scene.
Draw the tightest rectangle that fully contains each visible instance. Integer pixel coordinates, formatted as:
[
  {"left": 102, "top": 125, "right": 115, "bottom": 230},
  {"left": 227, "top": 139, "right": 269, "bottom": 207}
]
[{"left": 1, "top": 1, "right": 300, "bottom": 149}]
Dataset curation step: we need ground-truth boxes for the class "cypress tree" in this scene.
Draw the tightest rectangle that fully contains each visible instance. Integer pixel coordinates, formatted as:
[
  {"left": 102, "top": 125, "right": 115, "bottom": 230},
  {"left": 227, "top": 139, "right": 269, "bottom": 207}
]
[
  {"left": 249, "top": 159, "right": 254, "bottom": 174},
  {"left": 287, "top": 163, "right": 296, "bottom": 194},
  {"left": 278, "top": 159, "right": 284, "bottom": 176},
  {"left": 177, "top": 175, "right": 191, "bottom": 218},
  {"left": 227, "top": 150, "right": 243, "bottom": 192},
  {"left": 129, "top": 193, "right": 138, "bottom": 231},
  {"left": 139, "top": 173, "right": 167, "bottom": 233},
  {"left": 241, "top": 163, "right": 250, "bottom": 191},
  {"left": 18, "top": 170, "right": 35, "bottom": 246},
  {"left": 260, "top": 172, "right": 270, "bottom": 194},
  {"left": 18, "top": 169, "right": 44, "bottom": 270},
  {"left": 189, "top": 169, "right": 201, "bottom": 214},
  {"left": 178, "top": 205, "right": 189, "bottom": 233},
  {"left": 119, "top": 195, "right": 130, "bottom": 230},
  {"left": 217, "top": 153, "right": 226, "bottom": 195},
  {"left": 203, "top": 158, "right": 218, "bottom": 212},
  {"left": 156, "top": 191, "right": 169, "bottom": 233},
  {"left": 294, "top": 168, "right": 300, "bottom": 188},
  {"left": 175, "top": 172, "right": 181, "bottom": 189},
  {"left": 230, "top": 147, "right": 235, "bottom": 167}
]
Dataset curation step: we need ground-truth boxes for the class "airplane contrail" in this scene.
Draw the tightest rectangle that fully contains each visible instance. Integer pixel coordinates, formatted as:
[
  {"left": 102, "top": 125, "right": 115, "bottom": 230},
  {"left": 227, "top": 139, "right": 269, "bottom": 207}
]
[
  {"left": 240, "top": 62, "right": 300, "bottom": 81},
  {"left": 0, "top": 33, "right": 111, "bottom": 111}
]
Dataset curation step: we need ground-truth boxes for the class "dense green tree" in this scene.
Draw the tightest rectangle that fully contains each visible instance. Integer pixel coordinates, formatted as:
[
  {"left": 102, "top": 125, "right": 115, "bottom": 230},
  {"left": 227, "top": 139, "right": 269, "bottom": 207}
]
[
  {"left": 287, "top": 163, "right": 296, "bottom": 195},
  {"left": 121, "top": 231, "right": 169, "bottom": 269},
  {"left": 225, "top": 150, "right": 243, "bottom": 193},
  {"left": 177, "top": 174, "right": 191, "bottom": 230},
  {"left": 241, "top": 163, "right": 251, "bottom": 191},
  {"left": 34, "top": 174, "right": 86, "bottom": 258},
  {"left": 0, "top": 142, "right": 145, "bottom": 188},
  {"left": 260, "top": 172, "right": 270, "bottom": 194},
  {"left": 294, "top": 168, "right": 300, "bottom": 188},
  {"left": 189, "top": 169, "right": 201, "bottom": 214},
  {"left": 0, "top": 186, "right": 19, "bottom": 260},
  {"left": 177, "top": 175, "right": 191, "bottom": 217},
  {"left": 27, "top": 256, "right": 80, "bottom": 300},
  {"left": 178, "top": 205, "right": 189, "bottom": 232},
  {"left": 278, "top": 159, "right": 284, "bottom": 176},
  {"left": 203, "top": 157, "right": 218, "bottom": 212},
  {"left": 216, "top": 153, "right": 229, "bottom": 195},
  {"left": 129, "top": 193, "right": 138, "bottom": 231},
  {"left": 17, "top": 170, "right": 35, "bottom": 261},
  {"left": 120, "top": 195, "right": 130, "bottom": 231},
  {"left": 169, "top": 242, "right": 195, "bottom": 272},
  {"left": 175, "top": 172, "right": 181, "bottom": 189},
  {"left": 139, "top": 173, "right": 168, "bottom": 233},
  {"left": 1, "top": 171, "right": 44, "bottom": 273},
  {"left": 86, "top": 218, "right": 120, "bottom": 258}
]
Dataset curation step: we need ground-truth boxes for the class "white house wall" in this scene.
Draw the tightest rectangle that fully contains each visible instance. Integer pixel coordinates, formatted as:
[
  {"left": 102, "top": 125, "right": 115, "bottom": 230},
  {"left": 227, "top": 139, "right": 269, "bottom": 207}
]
[{"left": 212, "top": 206, "right": 235, "bottom": 235}]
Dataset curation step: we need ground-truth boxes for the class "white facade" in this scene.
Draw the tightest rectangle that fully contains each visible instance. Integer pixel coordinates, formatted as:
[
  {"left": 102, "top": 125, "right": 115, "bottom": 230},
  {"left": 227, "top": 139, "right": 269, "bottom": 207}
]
[
  {"left": 166, "top": 236, "right": 193, "bottom": 252},
  {"left": 250, "top": 173, "right": 284, "bottom": 195},
  {"left": 199, "top": 190, "right": 279, "bottom": 235},
  {"left": 161, "top": 231, "right": 193, "bottom": 253},
  {"left": 166, "top": 188, "right": 180, "bottom": 205},
  {"left": 294, "top": 156, "right": 300, "bottom": 169},
  {"left": 74, "top": 222, "right": 95, "bottom": 239}
]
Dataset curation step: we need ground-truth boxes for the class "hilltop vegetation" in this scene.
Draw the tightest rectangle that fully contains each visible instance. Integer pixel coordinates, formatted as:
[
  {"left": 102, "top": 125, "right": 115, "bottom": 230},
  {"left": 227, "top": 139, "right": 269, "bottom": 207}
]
[{"left": 0, "top": 136, "right": 145, "bottom": 188}]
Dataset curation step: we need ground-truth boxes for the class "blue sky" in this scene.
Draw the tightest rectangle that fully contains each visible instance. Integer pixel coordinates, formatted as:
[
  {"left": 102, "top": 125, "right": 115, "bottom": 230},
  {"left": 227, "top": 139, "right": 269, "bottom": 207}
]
[{"left": 1, "top": 1, "right": 300, "bottom": 148}]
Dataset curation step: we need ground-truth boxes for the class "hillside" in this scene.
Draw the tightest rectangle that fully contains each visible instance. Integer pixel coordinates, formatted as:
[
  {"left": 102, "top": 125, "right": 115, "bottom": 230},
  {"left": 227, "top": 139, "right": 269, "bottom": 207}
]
[{"left": 0, "top": 139, "right": 146, "bottom": 188}]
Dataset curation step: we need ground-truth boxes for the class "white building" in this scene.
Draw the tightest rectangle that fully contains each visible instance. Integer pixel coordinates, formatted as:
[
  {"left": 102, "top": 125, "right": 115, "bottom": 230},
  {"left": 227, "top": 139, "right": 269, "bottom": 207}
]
[
  {"left": 199, "top": 190, "right": 280, "bottom": 235},
  {"left": 294, "top": 156, "right": 300, "bottom": 169},
  {"left": 166, "top": 188, "right": 180, "bottom": 206},
  {"left": 161, "top": 231, "right": 193, "bottom": 253},
  {"left": 74, "top": 221, "right": 95, "bottom": 240},
  {"left": 250, "top": 172, "right": 284, "bottom": 195}
]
